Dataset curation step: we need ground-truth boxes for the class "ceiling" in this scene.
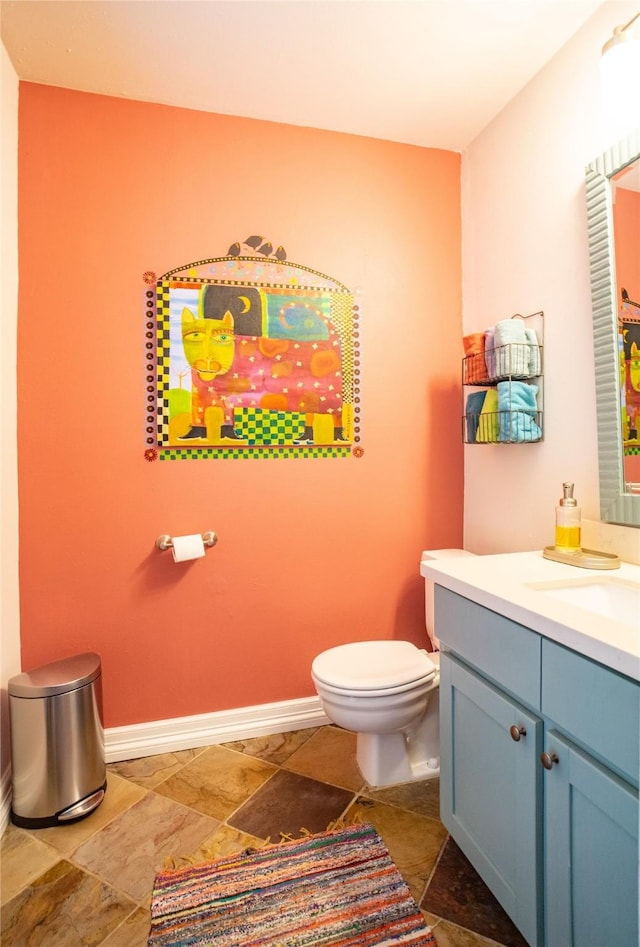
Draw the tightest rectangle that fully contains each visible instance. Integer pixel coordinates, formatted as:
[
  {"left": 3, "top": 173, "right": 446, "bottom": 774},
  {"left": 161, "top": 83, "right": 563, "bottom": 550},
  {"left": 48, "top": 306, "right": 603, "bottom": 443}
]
[{"left": 1, "top": 0, "right": 606, "bottom": 151}]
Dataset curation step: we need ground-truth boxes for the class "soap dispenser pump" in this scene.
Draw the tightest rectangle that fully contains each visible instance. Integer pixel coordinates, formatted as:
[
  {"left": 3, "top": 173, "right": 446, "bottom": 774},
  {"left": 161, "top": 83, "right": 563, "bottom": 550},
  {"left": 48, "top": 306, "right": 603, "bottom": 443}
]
[{"left": 555, "top": 482, "right": 581, "bottom": 552}]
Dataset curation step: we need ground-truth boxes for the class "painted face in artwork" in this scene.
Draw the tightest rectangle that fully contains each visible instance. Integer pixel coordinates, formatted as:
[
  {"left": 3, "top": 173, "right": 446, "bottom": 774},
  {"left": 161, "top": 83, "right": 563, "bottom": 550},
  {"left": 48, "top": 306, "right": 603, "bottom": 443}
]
[{"left": 181, "top": 309, "right": 235, "bottom": 381}]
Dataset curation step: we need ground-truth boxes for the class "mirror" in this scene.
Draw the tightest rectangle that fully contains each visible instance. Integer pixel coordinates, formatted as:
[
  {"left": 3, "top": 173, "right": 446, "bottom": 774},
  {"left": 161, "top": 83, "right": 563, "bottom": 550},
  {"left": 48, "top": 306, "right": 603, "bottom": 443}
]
[
  {"left": 612, "top": 161, "right": 640, "bottom": 491},
  {"left": 586, "top": 129, "right": 640, "bottom": 527}
]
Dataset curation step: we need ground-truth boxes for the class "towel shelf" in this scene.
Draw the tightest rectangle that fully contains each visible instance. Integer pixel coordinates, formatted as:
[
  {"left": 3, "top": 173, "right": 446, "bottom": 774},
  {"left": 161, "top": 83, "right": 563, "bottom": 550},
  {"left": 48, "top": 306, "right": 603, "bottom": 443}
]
[
  {"left": 463, "top": 409, "right": 544, "bottom": 445},
  {"left": 463, "top": 342, "right": 543, "bottom": 386},
  {"left": 462, "top": 311, "right": 544, "bottom": 444}
]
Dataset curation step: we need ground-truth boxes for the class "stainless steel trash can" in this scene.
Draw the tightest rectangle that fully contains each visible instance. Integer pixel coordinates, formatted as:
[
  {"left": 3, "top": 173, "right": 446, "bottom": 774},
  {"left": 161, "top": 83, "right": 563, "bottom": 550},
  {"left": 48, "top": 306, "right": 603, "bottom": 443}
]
[{"left": 9, "top": 652, "right": 106, "bottom": 828}]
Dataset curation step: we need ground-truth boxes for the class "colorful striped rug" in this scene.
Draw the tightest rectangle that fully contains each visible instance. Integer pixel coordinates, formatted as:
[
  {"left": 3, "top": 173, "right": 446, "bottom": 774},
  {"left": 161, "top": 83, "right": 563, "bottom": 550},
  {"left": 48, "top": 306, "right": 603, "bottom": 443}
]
[{"left": 148, "top": 822, "right": 437, "bottom": 946}]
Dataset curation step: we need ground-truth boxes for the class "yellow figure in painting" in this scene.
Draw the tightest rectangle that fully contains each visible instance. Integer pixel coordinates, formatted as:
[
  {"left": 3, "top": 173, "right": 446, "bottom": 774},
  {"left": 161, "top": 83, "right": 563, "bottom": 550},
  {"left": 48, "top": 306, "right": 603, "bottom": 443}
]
[
  {"left": 179, "top": 309, "right": 237, "bottom": 441},
  {"left": 625, "top": 340, "right": 640, "bottom": 442},
  {"left": 182, "top": 308, "right": 235, "bottom": 377}
]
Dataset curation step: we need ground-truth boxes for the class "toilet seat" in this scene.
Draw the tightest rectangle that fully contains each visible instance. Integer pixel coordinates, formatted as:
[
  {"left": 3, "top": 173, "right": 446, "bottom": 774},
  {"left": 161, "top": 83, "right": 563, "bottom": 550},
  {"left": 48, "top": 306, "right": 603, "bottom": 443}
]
[
  {"left": 312, "top": 641, "right": 436, "bottom": 693},
  {"left": 313, "top": 673, "right": 437, "bottom": 699}
]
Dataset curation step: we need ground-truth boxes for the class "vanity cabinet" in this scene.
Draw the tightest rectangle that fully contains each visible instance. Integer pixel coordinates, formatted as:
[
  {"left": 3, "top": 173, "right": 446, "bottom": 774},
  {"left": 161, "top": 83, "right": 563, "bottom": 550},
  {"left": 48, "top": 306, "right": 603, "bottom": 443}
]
[
  {"left": 436, "top": 586, "right": 639, "bottom": 947},
  {"left": 543, "top": 730, "right": 638, "bottom": 947},
  {"left": 440, "top": 656, "right": 544, "bottom": 946}
]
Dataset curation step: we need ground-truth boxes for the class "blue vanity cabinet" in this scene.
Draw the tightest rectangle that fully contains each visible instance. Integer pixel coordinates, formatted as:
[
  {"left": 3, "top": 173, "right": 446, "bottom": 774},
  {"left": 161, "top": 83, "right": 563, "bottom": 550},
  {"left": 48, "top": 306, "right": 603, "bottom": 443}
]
[
  {"left": 440, "top": 654, "right": 544, "bottom": 947},
  {"left": 541, "top": 639, "right": 639, "bottom": 947},
  {"left": 542, "top": 730, "right": 638, "bottom": 947},
  {"left": 436, "top": 585, "right": 639, "bottom": 947}
]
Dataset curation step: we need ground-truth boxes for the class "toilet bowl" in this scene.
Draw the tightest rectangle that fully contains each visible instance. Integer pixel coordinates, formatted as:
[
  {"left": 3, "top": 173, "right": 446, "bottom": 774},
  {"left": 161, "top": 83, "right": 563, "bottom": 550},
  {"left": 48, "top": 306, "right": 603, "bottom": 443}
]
[{"left": 311, "top": 549, "right": 474, "bottom": 787}]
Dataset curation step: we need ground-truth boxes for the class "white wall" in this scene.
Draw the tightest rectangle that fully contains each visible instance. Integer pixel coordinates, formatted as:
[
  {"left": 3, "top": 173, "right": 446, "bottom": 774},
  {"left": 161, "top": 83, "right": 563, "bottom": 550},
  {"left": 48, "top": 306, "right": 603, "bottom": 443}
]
[
  {"left": 462, "top": 1, "right": 640, "bottom": 556},
  {"left": 1, "top": 40, "right": 21, "bottom": 826}
]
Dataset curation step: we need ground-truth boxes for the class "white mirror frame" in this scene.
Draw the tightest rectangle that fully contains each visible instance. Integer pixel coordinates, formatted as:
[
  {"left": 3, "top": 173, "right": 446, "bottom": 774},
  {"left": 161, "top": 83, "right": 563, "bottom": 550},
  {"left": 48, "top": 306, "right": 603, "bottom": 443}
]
[{"left": 586, "top": 128, "right": 640, "bottom": 528}]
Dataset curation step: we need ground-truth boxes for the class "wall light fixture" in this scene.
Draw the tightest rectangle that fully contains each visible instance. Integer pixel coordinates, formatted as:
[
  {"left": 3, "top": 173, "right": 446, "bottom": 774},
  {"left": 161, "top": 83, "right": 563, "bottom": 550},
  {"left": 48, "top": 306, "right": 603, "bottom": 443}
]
[{"left": 600, "top": 11, "right": 640, "bottom": 141}]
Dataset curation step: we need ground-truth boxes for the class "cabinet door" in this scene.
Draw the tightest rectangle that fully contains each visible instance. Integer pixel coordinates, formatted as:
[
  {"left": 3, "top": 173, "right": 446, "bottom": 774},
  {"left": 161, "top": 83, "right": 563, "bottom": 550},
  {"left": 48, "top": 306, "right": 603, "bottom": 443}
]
[
  {"left": 543, "top": 730, "right": 639, "bottom": 947},
  {"left": 440, "top": 653, "right": 543, "bottom": 947}
]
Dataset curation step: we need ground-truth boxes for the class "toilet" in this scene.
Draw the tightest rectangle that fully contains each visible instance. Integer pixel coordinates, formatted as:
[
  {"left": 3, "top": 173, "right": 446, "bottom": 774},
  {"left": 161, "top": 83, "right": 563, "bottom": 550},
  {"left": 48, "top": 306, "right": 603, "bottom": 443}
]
[{"left": 311, "top": 549, "right": 475, "bottom": 787}]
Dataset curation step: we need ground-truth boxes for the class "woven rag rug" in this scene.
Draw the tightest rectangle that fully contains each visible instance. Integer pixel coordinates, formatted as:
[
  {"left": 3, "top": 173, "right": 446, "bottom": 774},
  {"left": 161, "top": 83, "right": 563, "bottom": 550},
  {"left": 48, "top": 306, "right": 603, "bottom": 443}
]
[{"left": 148, "top": 822, "right": 437, "bottom": 946}]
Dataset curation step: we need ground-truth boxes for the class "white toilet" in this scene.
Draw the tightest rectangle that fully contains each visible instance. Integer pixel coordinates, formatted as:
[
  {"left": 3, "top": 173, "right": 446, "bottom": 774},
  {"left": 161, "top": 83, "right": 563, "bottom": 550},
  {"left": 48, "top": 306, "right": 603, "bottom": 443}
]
[{"left": 311, "top": 549, "right": 474, "bottom": 787}]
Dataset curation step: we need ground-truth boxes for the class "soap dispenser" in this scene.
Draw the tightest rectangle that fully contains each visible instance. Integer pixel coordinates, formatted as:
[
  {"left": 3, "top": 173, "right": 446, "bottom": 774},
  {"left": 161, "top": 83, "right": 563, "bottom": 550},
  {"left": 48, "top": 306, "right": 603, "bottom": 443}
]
[{"left": 555, "top": 482, "right": 581, "bottom": 552}]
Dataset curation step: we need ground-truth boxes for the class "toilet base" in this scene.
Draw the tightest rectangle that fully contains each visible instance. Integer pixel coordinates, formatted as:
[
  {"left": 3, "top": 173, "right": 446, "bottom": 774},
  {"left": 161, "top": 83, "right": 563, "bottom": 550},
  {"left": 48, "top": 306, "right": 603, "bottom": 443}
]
[
  {"left": 355, "top": 689, "right": 440, "bottom": 787},
  {"left": 357, "top": 732, "right": 440, "bottom": 786}
]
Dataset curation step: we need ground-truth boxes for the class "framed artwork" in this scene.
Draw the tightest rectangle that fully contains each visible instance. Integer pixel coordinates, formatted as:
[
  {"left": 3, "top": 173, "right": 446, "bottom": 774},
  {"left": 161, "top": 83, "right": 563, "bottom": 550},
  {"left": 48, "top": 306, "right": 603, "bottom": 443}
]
[
  {"left": 620, "top": 291, "right": 640, "bottom": 457},
  {"left": 143, "top": 239, "right": 361, "bottom": 460}
]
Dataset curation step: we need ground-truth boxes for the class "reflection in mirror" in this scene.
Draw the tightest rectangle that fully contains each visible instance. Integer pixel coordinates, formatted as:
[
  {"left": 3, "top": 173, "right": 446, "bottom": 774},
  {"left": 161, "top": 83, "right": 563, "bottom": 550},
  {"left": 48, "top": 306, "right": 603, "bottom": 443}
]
[
  {"left": 586, "top": 129, "right": 640, "bottom": 527},
  {"left": 612, "top": 160, "right": 640, "bottom": 492}
]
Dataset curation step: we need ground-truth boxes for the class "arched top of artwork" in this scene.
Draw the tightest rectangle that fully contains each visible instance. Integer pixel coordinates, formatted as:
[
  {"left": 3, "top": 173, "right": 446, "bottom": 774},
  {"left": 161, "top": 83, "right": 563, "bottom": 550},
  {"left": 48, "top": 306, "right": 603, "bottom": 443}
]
[{"left": 159, "top": 256, "right": 352, "bottom": 294}]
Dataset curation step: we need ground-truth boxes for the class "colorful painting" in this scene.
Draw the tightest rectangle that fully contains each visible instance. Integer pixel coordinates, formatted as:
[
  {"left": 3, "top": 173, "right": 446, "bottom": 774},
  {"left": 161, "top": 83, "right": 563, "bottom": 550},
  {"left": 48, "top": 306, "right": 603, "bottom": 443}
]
[
  {"left": 143, "top": 239, "right": 361, "bottom": 460},
  {"left": 620, "top": 295, "right": 640, "bottom": 456}
]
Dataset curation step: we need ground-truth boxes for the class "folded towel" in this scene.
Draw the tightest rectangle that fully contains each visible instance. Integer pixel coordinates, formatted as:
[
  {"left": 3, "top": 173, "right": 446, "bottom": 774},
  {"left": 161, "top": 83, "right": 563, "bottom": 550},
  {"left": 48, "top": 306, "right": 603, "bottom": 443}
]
[
  {"left": 484, "top": 328, "right": 496, "bottom": 380},
  {"left": 499, "top": 410, "right": 542, "bottom": 442},
  {"left": 494, "top": 319, "right": 528, "bottom": 344},
  {"left": 495, "top": 319, "right": 529, "bottom": 376},
  {"left": 498, "top": 380, "right": 538, "bottom": 411},
  {"left": 465, "top": 390, "right": 487, "bottom": 442},
  {"left": 476, "top": 388, "right": 499, "bottom": 442},
  {"left": 525, "top": 328, "right": 541, "bottom": 375},
  {"left": 497, "top": 381, "right": 542, "bottom": 442},
  {"left": 463, "top": 333, "right": 488, "bottom": 383},
  {"left": 463, "top": 333, "right": 485, "bottom": 356}
]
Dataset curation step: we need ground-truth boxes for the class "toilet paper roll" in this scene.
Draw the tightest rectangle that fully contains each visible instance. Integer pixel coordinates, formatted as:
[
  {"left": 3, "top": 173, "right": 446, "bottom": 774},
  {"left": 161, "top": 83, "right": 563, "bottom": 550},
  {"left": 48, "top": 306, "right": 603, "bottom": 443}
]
[{"left": 171, "top": 534, "right": 206, "bottom": 563}]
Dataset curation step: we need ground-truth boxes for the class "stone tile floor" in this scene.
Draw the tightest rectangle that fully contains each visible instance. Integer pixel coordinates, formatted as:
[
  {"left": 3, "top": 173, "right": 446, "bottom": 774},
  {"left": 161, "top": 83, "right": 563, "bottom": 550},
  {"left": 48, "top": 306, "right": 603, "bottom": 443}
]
[{"left": 1, "top": 725, "right": 529, "bottom": 946}]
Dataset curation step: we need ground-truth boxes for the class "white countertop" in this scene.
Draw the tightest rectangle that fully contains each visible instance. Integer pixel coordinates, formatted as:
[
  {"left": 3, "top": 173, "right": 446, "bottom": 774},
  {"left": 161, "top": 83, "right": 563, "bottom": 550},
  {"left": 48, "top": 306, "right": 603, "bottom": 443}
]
[{"left": 421, "top": 551, "right": 640, "bottom": 681}]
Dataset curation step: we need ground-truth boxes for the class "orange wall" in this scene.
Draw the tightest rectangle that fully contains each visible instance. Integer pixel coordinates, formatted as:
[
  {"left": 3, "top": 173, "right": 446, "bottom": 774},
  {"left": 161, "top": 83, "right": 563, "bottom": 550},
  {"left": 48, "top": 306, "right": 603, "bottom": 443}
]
[
  {"left": 17, "top": 83, "right": 463, "bottom": 728},
  {"left": 614, "top": 186, "right": 640, "bottom": 304}
]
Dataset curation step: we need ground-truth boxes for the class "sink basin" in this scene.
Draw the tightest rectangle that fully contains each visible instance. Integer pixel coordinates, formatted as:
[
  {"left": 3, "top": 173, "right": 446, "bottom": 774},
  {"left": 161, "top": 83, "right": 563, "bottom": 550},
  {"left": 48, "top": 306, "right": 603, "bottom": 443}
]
[{"left": 529, "top": 578, "right": 640, "bottom": 625}]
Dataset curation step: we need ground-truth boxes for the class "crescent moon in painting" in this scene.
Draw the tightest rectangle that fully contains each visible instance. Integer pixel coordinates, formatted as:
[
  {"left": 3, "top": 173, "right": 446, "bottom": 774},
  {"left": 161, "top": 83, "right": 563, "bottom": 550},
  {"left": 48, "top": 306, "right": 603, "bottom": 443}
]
[{"left": 238, "top": 296, "right": 251, "bottom": 314}]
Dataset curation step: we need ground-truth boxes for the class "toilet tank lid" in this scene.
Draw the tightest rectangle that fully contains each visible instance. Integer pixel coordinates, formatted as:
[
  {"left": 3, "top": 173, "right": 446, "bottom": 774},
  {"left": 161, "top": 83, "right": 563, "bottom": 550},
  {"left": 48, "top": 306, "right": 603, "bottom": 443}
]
[
  {"left": 8, "top": 652, "right": 101, "bottom": 698},
  {"left": 312, "top": 641, "right": 436, "bottom": 690}
]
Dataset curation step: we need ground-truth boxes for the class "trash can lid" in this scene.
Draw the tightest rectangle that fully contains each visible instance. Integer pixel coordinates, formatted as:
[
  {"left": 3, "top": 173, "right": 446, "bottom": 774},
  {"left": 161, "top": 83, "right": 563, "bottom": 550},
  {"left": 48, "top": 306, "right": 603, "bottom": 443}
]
[{"left": 8, "top": 652, "right": 101, "bottom": 698}]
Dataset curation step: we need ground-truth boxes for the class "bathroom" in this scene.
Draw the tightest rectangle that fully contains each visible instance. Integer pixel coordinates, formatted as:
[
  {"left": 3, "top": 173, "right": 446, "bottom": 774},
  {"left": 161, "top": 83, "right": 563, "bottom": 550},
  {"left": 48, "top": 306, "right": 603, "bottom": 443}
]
[{"left": 1, "top": 1, "right": 639, "bottom": 942}]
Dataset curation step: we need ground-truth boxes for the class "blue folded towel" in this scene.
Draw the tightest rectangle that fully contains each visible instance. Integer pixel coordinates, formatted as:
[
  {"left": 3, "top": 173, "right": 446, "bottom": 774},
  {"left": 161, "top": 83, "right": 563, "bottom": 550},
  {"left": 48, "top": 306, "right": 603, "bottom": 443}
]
[
  {"left": 497, "top": 381, "right": 542, "bottom": 442},
  {"left": 465, "top": 390, "right": 487, "bottom": 443}
]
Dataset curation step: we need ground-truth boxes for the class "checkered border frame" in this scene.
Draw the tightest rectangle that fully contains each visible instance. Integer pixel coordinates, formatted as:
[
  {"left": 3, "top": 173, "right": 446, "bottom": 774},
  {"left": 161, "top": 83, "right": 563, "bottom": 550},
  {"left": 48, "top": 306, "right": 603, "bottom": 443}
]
[
  {"left": 145, "top": 258, "right": 361, "bottom": 459},
  {"left": 159, "top": 446, "right": 352, "bottom": 460}
]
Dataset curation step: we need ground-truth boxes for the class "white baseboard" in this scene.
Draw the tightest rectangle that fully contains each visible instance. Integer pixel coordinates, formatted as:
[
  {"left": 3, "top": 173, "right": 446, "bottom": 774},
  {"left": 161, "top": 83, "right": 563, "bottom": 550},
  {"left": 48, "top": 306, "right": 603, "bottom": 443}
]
[
  {"left": 0, "top": 697, "right": 328, "bottom": 833},
  {"left": 105, "top": 695, "right": 330, "bottom": 763}
]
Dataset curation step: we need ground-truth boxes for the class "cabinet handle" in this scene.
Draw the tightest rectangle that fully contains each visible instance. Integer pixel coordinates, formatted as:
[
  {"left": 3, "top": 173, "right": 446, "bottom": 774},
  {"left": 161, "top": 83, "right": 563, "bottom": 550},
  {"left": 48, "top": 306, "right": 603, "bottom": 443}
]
[
  {"left": 540, "top": 751, "right": 559, "bottom": 770},
  {"left": 509, "top": 725, "right": 527, "bottom": 742}
]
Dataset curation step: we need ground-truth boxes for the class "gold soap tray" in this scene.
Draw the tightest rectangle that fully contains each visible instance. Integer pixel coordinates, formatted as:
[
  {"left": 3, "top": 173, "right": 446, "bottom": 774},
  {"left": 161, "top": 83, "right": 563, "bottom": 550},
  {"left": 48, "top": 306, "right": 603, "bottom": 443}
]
[{"left": 543, "top": 546, "right": 621, "bottom": 570}]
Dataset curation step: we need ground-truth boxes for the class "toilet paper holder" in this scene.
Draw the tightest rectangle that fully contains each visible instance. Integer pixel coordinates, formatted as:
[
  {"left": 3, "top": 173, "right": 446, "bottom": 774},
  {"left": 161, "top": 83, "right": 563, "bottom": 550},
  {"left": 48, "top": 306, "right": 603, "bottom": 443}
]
[{"left": 155, "top": 531, "right": 218, "bottom": 552}]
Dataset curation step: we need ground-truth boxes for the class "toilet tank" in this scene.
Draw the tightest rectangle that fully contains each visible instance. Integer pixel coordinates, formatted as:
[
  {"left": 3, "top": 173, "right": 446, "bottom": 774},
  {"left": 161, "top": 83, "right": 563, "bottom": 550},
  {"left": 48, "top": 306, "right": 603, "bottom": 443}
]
[{"left": 421, "top": 549, "right": 476, "bottom": 650}]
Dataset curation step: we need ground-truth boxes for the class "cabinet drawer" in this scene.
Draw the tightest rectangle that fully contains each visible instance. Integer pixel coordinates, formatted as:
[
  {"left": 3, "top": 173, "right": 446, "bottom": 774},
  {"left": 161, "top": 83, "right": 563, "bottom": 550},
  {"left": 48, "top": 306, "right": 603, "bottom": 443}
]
[
  {"left": 435, "top": 586, "right": 541, "bottom": 710},
  {"left": 541, "top": 639, "right": 639, "bottom": 785}
]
